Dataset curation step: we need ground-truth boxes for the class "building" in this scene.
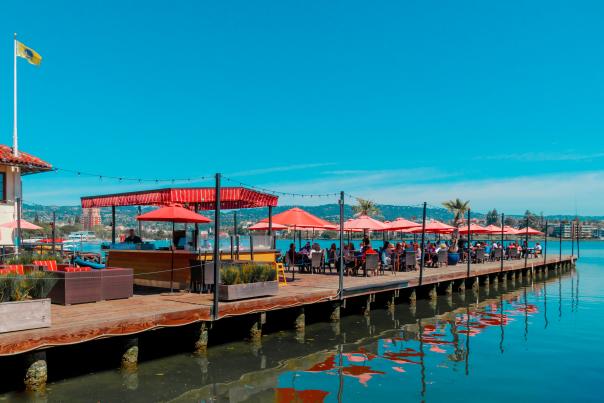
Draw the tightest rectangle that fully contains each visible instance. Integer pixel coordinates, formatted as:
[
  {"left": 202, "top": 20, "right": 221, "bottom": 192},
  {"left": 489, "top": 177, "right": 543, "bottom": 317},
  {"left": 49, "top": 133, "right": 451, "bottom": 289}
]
[
  {"left": 80, "top": 207, "right": 102, "bottom": 230},
  {"left": 552, "top": 222, "right": 598, "bottom": 239},
  {"left": 0, "top": 145, "right": 52, "bottom": 245}
]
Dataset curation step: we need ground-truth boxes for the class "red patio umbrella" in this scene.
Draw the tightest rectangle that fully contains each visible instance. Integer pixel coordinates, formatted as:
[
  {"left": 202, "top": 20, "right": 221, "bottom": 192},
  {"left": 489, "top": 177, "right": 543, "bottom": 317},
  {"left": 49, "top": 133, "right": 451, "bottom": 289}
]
[
  {"left": 248, "top": 221, "right": 288, "bottom": 231},
  {"left": 137, "top": 206, "right": 212, "bottom": 292},
  {"left": 385, "top": 217, "right": 420, "bottom": 231},
  {"left": 270, "top": 207, "right": 337, "bottom": 230},
  {"left": 343, "top": 215, "right": 387, "bottom": 232},
  {"left": 136, "top": 206, "right": 212, "bottom": 224},
  {"left": 502, "top": 226, "right": 520, "bottom": 235},
  {"left": 518, "top": 226, "right": 544, "bottom": 236},
  {"left": 459, "top": 224, "right": 490, "bottom": 235},
  {"left": 409, "top": 219, "right": 455, "bottom": 234},
  {"left": 484, "top": 224, "right": 503, "bottom": 234},
  {"left": 0, "top": 219, "right": 42, "bottom": 230}
]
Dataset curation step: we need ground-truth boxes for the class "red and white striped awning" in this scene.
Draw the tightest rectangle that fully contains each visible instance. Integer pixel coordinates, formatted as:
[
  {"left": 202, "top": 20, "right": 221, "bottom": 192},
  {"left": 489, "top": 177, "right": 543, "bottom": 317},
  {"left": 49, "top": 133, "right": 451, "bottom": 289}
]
[{"left": 81, "top": 187, "right": 278, "bottom": 210}]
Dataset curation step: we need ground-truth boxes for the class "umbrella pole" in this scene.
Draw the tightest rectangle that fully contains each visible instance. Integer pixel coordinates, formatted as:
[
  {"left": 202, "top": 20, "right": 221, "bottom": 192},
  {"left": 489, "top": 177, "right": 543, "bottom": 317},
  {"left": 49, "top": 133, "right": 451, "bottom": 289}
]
[{"left": 170, "top": 221, "right": 175, "bottom": 293}]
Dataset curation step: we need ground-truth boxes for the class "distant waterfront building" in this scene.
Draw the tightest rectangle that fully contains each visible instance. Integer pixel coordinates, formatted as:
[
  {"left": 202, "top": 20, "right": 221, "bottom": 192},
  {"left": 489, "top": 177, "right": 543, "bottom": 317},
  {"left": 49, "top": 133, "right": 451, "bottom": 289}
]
[
  {"left": 0, "top": 145, "right": 52, "bottom": 245},
  {"left": 552, "top": 222, "right": 597, "bottom": 239},
  {"left": 80, "top": 208, "right": 102, "bottom": 230}
]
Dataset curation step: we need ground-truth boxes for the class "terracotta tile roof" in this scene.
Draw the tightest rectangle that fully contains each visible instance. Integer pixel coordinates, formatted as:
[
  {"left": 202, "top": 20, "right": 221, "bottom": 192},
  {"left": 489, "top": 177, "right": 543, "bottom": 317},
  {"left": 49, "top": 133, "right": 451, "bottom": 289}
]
[{"left": 0, "top": 145, "right": 52, "bottom": 174}]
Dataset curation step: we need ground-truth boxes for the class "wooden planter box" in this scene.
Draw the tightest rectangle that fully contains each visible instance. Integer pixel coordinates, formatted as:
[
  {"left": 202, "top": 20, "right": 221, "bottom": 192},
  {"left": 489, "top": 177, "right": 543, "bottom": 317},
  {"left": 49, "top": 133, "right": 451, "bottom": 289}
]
[
  {"left": 0, "top": 299, "right": 51, "bottom": 334},
  {"left": 100, "top": 268, "right": 133, "bottom": 300},
  {"left": 46, "top": 270, "right": 102, "bottom": 305},
  {"left": 218, "top": 281, "right": 279, "bottom": 301}
]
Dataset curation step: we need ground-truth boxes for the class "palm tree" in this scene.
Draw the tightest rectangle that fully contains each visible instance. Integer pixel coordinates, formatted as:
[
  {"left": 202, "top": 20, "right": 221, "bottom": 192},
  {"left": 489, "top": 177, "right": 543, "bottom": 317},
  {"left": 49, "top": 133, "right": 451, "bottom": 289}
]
[
  {"left": 442, "top": 198, "right": 470, "bottom": 227},
  {"left": 352, "top": 198, "right": 380, "bottom": 217},
  {"left": 442, "top": 198, "right": 470, "bottom": 254}
]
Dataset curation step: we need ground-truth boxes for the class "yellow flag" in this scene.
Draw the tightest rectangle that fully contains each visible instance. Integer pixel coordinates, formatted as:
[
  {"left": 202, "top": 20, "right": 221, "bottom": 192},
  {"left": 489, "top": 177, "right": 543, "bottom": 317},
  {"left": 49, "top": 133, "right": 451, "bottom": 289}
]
[{"left": 16, "top": 41, "right": 42, "bottom": 66}]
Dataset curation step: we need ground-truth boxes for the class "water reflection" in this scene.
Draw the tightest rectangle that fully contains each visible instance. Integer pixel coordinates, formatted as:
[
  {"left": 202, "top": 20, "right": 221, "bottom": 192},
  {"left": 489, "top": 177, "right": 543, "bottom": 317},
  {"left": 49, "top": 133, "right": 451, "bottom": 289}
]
[
  {"left": 1, "top": 268, "right": 580, "bottom": 403},
  {"left": 275, "top": 283, "right": 546, "bottom": 402}
]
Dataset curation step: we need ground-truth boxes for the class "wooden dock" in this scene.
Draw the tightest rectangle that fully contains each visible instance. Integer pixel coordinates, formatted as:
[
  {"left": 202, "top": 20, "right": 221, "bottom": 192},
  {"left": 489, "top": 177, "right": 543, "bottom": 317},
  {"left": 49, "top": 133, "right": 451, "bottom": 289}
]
[{"left": 0, "top": 255, "right": 575, "bottom": 357}]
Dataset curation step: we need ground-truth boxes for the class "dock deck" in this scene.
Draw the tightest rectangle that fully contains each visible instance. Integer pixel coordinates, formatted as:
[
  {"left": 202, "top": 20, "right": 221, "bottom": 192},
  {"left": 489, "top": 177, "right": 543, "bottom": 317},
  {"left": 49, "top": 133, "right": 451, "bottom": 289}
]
[{"left": 0, "top": 256, "right": 574, "bottom": 356}]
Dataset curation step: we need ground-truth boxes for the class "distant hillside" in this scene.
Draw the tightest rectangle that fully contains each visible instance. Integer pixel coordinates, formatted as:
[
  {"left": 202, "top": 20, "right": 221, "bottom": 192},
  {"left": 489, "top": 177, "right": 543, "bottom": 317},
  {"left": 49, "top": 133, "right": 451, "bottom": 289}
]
[{"left": 22, "top": 203, "right": 603, "bottom": 228}]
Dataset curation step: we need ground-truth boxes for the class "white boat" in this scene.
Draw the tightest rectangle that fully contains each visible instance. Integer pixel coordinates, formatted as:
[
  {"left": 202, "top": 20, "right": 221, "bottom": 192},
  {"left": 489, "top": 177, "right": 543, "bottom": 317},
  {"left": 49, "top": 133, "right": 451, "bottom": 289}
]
[{"left": 67, "top": 231, "right": 98, "bottom": 242}]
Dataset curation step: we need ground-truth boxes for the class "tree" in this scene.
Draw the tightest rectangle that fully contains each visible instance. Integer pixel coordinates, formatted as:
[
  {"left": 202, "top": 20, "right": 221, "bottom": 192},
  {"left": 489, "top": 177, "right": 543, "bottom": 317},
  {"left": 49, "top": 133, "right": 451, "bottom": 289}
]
[
  {"left": 441, "top": 198, "right": 470, "bottom": 253},
  {"left": 504, "top": 216, "right": 518, "bottom": 227},
  {"left": 352, "top": 198, "right": 380, "bottom": 217},
  {"left": 442, "top": 199, "right": 470, "bottom": 227},
  {"left": 523, "top": 210, "right": 540, "bottom": 229},
  {"left": 486, "top": 209, "right": 499, "bottom": 226}
]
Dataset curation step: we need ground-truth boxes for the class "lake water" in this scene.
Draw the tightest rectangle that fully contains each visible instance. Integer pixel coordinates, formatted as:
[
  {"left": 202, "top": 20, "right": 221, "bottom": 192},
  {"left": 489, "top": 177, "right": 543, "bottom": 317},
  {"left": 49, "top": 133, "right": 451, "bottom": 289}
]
[{"left": 2, "top": 241, "right": 601, "bottom": 402}]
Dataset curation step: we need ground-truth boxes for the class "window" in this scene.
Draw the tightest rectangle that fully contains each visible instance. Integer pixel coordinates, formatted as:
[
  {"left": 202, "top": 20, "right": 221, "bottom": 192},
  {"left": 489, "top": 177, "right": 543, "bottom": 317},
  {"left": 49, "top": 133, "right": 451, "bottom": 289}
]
[{"left": 0, "top": 172, "right": 5, "bottom": 202}]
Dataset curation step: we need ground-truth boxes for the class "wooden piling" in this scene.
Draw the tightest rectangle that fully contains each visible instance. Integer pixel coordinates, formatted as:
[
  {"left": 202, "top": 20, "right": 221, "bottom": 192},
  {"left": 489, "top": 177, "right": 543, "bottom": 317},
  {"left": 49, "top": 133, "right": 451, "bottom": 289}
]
[
  {"left": 194, "top": 322, "right": 209, "bottom": 354},
  {"left": 24, "top": 351, "right": 47, "bottom": 392}
]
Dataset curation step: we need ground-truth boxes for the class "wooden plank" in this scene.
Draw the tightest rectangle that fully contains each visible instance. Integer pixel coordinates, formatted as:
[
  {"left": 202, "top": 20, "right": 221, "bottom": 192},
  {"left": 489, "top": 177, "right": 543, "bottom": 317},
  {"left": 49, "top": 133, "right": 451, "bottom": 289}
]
[
  {"left": 0, "top": 256, "right": 572, "bottom": 356},
  {"left": 0, "top": 299, "right": 51, "bottom": 333}
]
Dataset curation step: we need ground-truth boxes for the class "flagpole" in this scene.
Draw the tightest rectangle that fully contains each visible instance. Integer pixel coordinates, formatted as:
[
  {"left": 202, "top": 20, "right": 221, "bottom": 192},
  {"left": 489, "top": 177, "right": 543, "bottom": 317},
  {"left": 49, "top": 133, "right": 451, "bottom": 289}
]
[{"left": 13, "top": 32, "right": 18, "bottom": 157}]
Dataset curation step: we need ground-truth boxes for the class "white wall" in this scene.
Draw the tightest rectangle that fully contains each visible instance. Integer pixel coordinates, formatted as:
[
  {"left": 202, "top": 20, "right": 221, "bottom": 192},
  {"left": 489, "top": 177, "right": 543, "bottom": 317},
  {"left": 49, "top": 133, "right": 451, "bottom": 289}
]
[{"left": 0, "top": 165, "right": 20, "bottom": 245}]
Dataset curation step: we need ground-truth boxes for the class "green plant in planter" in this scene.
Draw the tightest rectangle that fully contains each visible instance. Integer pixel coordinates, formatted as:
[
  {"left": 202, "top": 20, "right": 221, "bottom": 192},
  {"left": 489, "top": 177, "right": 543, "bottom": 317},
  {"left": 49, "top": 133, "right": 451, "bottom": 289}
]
[
  {"left": 0, "top": 271, "right": 58, "bottom": 302},
  {"left": 6, "top": 252, "right": 36, "bottom": 265},
  {"left": 221, "top": 267, "right": 241, "bottom": 285},
  {"left": 0, "top": 273, "right": 18, "bottom": 303},
  {"left": 220, "top": 263, "right": 276, "bottom": 285}
]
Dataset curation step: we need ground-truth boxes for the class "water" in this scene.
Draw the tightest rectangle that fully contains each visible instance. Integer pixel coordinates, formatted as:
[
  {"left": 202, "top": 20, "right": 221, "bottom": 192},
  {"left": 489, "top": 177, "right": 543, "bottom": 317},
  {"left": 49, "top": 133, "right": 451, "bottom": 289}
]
[{"left": 1, "top": 241, "right": 601, "bottom": 402}]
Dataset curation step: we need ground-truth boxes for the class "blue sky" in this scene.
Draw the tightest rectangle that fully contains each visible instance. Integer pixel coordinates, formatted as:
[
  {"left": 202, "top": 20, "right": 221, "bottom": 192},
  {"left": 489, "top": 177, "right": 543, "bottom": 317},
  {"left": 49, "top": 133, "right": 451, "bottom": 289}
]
[{"left": 1, "top": 1, "right": 603, "bottom": 214}]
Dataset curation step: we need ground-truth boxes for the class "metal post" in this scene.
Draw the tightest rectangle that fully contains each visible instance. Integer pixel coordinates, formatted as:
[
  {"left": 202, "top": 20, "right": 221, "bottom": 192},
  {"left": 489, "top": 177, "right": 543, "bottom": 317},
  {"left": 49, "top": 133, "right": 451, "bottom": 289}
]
[
  {"left": 338, "top": 191, "right": 344, "bottom": 300},
  {"left": 571, "top": 221, "right": 574, "bottom": 257},
  {"left": 544, "top": 220, "right": 548, "bottom": 264},
  {"left": 268, "top": 205, "right": 274, "bottom": 249},
  {"left": 559, "top": 222, "right": 562, "bottom": 262},
  {"left": 137, "top": 206, "right": 142, "bottom": 237},
  {"left": 419, "top": 202, "right": 427, "bottom": 286},
  {"left": 233, "top": 210, "right": 238, "bottom": 240},
  {"left": 194, "top": 203, "right": 200, "bottom": 250},
  {"left": 466, "top": 209, "right": 471, "bottom": 278},
  {"left": 500, "top": 213, "right": 505, "bottom": 273},
  {"left": 111, "top": 205, "right": 116, "bottom": 244},
  {"left": 51, "top": 211, "right": 56, "bottom": 254},
  {"left": 16, "top": 197, "right": 22, "bottom": 256},
  {"left": 524, "top": 218, "right": 529, "bottom": 269},
  {"left": 576, "top": 221, "right": 580, "bottom": 259},
  {"left": 213, "top": 173, "right": 221, "bottom": 320}
]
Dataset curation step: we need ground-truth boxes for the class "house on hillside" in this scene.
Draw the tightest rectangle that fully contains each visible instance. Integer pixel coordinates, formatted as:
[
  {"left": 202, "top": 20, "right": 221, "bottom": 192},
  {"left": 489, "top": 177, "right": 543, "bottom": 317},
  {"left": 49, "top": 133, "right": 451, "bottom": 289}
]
[{"left": 0, "top": 145, "right": 52, "bottom": 245}]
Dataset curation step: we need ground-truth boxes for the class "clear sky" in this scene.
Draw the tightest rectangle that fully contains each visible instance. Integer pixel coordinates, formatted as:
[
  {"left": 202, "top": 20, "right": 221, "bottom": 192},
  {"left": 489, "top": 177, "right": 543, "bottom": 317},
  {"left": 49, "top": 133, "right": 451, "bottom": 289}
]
[{"left": 1, "top": 1, "right": 602, "bottom": 214}]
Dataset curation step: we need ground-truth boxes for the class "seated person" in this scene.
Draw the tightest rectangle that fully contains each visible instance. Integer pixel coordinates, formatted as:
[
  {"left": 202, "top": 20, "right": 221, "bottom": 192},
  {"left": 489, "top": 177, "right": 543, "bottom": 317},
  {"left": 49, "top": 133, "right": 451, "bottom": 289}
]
[
  {"left": 535, "top": 242, "right": 542, "bottom": 255},
  {"left": 124, "top": 229, "right": 142, "bottom": 244}
]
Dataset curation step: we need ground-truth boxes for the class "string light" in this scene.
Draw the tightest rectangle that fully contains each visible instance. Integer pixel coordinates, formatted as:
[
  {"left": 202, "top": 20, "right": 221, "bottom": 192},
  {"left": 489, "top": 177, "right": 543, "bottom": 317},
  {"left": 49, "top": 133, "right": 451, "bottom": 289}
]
[
  {"left": 51, "top": 167, "right": 213, "bottom": 184},
  {"left": 222, "top": 176, "right": 340, "bottom": 199}
]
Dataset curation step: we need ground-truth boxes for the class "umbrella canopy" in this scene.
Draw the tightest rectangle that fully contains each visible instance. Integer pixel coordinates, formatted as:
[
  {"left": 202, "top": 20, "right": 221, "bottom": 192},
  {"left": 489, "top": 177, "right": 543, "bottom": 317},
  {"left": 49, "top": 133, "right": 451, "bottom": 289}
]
[
  {"left": 270, "top": 207, "right": 337, "bottom": 230},
  {"left": 484, "top": 224, "right": 503, "bottom": 234},
  {"left": 136, "top": 206, "right": 212, "bottom": 223},
  {"left": 343, "top": 215, "right": 387, "bottom": 231},
  {"left": 502, "top": 226, "right": 520, "bottom": 235},
  {"left": 0, "top": 219, "right": 42, "bottom": 230},
  {"left": 248, "top": 221, "right": 288, "bottom": 231},
  {"left": 518, "top": 226, "right": 544, "bottom": 236},
  {"left": 459, "top": 224, "right": 490, "bottom": 235},
  {"left": 409, "top": 219, "right": 455, "bottom": 234},
  {"left": 385, "top": 217, "right": 420, "bottom": 231}
]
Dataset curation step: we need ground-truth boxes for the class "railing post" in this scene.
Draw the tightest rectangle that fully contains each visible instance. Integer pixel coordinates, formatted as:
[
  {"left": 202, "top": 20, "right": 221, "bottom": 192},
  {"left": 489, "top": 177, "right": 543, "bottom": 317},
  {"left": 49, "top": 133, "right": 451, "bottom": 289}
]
[
  {"left": 419, "top": 202, "right": 427, "bottom": 286},
  {"left": 500, "top": 213, "right": 505, "bottom": 273},
  {"left": 16, "top": 197, "right": 22, "bottom": 256},
  {"left": 213, "top": 173, "right": 221, "bottom": 320},
  {"left": 559, "top": 222, "right": 562, "bottom": 262},
  {"left": 466, "top": 209, "right": 471, "bottom": 277},
  {"left": 576, "top": 221, "right": 581, "bottom": 259},
  {"left": 111, "top": 205, "right": 116, "bottom": 244},
  {"left": 51, "top": 211, "right": 56, "bottom": 254},
  {"left": 571, "top": 221, "right": 575, "bottom": 257},
  {"left": 338, "top": 191, "right": 344, "bottom": 300},
  {"left": 524, "top": 217, "right": 529, "bottom": 269},
  {"left": 544, "top": 220, "right": 548, "bottom": 264}
]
